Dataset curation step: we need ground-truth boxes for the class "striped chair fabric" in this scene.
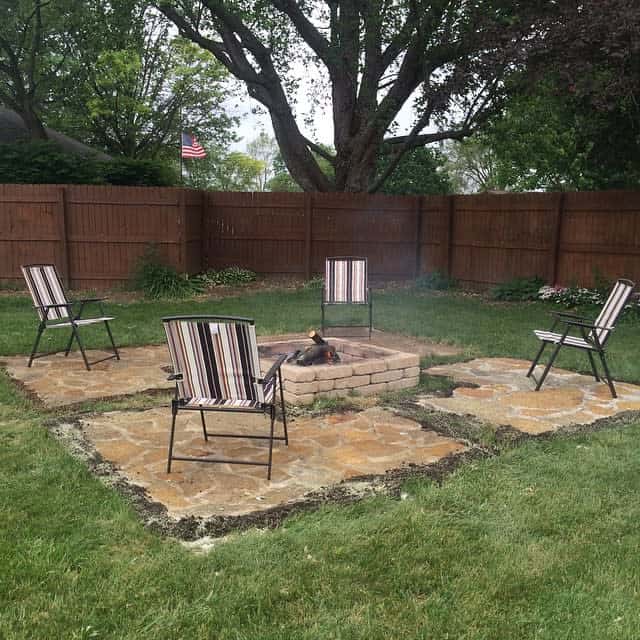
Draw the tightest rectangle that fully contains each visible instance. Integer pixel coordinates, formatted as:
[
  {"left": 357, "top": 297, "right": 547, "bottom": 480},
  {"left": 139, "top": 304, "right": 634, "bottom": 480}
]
[
  {"left": 22, "top": 265, "right": 70, "bottom": 321},
  {"left": 324, "top": 257, "right": 368, "bottom": 303},
  {"left": 164, "top": 318, "right": 274, "bottom": 409}
]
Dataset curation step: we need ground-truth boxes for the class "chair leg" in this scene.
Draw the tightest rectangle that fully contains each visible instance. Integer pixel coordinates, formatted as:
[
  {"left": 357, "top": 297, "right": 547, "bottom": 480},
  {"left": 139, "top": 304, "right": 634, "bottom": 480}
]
[
  {"left": 64, "top": 329, "right": 75, "bottom": 356},
  {"left": 278, "top": 368, "right": 288, "bottom": 445},
  {"left": 586, "top": 350, "right": 600, "bottom": 382},
  {"left": 104, "top": 320, "right": 120, "bottom": 361},
  {"left": 28, "top": 323, "right": 46, "bottom": 367},
  {"left": 200, "top": 410, "right": 208, "bottom": 441},
  {"left": 167, "top": 404, "right": 178, "bottom": 473},
  {"left": 321, "top": 303, "right": 325, "bottom": 335},
  {"left": 72, "top": 327, "right": 91, "bottom": 371},
  {"left": 535, "top": 341, "right": 563, "bottom": 391},
  {"left": 267, "top": 405, "right": 276, "bottom": 481},
  {"left": 597, "top": 351, "right": 617, "bottom": 398},
  {"left": 527, "top": 341, "right": 547, "bottom": 377}
]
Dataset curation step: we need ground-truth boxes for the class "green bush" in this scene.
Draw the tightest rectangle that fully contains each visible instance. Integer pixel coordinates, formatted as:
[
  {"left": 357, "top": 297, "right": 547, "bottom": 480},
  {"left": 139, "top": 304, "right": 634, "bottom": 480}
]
[
  {"left": 132, "top": 246, "right": 205, "bottom": 299},
  {"left": 415, "top": 271, "right": 457, "bottom": 291},
  {"left": 302, "top": 275, "right": 325, "bottom": 290},
  {"left": 0, "top": 141, "right": 178, "bottom": 186},
  {"left": 490, "top": 276, "right": 545, "bottom": 301},
  {"left": 201, "top": 267, "right": 257, "bottom": 287}
]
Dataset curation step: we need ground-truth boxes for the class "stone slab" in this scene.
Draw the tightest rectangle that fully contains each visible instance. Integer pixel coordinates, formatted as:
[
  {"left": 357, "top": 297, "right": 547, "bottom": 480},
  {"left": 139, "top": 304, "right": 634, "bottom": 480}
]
[{"left": 420, "top": 358, "right": 640, "bottom": 435}]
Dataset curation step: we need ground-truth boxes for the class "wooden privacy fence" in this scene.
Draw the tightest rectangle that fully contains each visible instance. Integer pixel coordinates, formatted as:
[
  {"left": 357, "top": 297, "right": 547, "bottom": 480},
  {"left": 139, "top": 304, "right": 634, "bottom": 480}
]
[{"left": 1, "top": 184, "right": 639, "bottom": 289}]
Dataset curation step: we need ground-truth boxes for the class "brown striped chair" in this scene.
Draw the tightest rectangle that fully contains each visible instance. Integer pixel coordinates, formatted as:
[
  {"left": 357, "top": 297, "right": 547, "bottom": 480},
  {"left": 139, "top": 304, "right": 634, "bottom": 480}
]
[
  {"left": 527, "top": 279, "right": 635, "bottom": 397},
  {"left": 321, "top": 256, "right": 372, "bottom": 337},
  {"left": 21, "top": 264, "right": 120, "bottom": 371},
  {"left": 162, "top": 315, "right": 288, "bottom": 479}
]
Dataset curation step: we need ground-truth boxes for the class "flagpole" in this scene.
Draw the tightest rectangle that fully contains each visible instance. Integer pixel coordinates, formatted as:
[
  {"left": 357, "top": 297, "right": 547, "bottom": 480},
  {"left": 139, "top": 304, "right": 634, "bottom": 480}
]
[{"left": 179, "top": 108, "right": 184, "bottom": 185}]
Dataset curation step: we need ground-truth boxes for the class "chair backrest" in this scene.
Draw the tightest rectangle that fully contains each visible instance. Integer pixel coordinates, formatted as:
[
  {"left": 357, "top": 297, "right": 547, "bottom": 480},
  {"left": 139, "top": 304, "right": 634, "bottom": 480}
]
[
  {"left": 21, "top": 264, "right": 69, "bottom": 321},
  {"left": 324, "top": 257, "right": 368, "bottom": 303},
  {"left": 591, "top": 279, "right": 635, "bottom": 345},
  {"left": 163, "top": 316, "right": 264, "bottom": 404}
]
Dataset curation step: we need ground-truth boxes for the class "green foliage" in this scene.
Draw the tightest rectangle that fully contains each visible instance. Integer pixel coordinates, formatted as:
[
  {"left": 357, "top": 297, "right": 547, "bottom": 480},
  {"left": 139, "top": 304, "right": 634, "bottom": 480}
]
[
  {"left": 490, "top": 276, "right": 545, "bottom": 301},
  {"left": 0, "top": 142, "right": 102, "bottom": 184},
  {"left": 483, "top": 75, "right": 640, "bottom": 191},
  {"left": 201, "top": 267, "right": 257, "bottom": 286},
  {"left": 132, "top": 246, "right": 204, "bottom": 299},
  {"left": 377, "top": 147, "right": 453, "bottom": 195},
  {"left": 302, "top": 275, "right": 325, "bottom": 290},
  {"left": 186, "top": 149, "right": 265, "bottom": 191},
  {"left": 101, "top": 157, "right": 177, "bottom": 186},
  {"left": 0, "top": 142, "right": 177, "bottom": 185},
  {"left": 415, "top": 271, "right": 457, "bottom": 291}
]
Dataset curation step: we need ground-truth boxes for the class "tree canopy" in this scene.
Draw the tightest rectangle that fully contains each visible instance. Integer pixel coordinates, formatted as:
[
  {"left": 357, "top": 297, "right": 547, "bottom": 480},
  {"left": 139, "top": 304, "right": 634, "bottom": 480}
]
[{"left": 157, "top": 0, "right": 554, "bottom": 192}]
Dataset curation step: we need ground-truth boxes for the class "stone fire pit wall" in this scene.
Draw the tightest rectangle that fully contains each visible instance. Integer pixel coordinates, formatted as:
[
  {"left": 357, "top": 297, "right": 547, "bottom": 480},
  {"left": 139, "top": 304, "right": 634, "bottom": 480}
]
[{"left": 259, "top": 338, "right": 420, "bottom": 405}]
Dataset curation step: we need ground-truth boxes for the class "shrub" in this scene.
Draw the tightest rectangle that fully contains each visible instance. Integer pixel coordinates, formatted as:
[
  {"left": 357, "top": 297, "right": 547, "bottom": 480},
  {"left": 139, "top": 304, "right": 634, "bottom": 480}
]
[
  {"left": 0, "top": 141, "right": 178, "bottom": 186},
  {"left": 201, "top": 267, "right": 257, "bottom": 287},
  {"left": 132, "top": 246, "right": 204, "bottom": 298},
  {"left": 415, "top": 271, "right": 457, "bottom": 291},
  {"left": 538, "top": 285, "right": 605, "bottom": 307},
  {"left": 302, "top": 275, "right": 325, "bottom": 290},
  {"left": 490, "top": 276, "right": 545, "bottom": 301}
]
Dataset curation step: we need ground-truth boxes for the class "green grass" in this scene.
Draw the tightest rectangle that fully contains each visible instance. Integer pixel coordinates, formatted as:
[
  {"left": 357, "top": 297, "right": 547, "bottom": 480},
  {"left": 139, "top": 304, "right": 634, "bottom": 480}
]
[
  {"left": 2, "top": 287, "right": 640, "bottom": 638},
  {"left": 2, "top": 288, "right": 639, "bottom": 381}
]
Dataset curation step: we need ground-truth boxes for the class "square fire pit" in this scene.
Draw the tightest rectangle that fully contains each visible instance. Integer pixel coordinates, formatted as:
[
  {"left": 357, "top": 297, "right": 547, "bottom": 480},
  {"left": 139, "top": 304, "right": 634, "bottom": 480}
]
[{"left": 258, "top": 338, "right": 420, "bottom": 405}]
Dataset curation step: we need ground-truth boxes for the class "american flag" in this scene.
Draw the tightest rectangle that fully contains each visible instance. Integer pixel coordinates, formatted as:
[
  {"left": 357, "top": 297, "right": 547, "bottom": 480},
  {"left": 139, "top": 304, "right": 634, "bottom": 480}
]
[{"left": 181, "top": 132, "right": 206, "bottom": 159}]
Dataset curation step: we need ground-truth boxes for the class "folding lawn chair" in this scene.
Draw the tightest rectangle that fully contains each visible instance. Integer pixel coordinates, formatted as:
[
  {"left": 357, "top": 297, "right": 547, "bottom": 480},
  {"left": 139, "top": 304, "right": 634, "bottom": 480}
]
[
  {"left": 527, "top": 279, "right": 635, "bottom": 398},
  {"left": 163, "top": 315, "right": 288, "bottom": 480},
  {"left": 321, "top": 256, "right": 372, "bottom": 337},
  {"left": 21, "top": 264, "right": 120, "bottom": 371}
]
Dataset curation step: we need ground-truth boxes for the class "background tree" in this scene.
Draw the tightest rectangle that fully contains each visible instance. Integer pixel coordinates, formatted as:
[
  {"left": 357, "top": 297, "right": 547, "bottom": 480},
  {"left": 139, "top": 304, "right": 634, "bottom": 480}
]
[
  {"left": 443, "top": 137, "right": 507, "bottom": 193},
  {"left": 377, "top": 146, "right": 452, "bottom": 195},
  {"left": 157, "top": 0, "right": 554, "bottom": 192},
  {"left": 185, "top": 148, "right": 265, "bottom": 190},
  {"left": 246, "top": 132, "right": 279, "bottom": 191},
  {"left": 0, "top": 0, "right": 78, "bottom": 138},
  {"left": 49, "top": 5, "right": 236, "bottom": 159}
]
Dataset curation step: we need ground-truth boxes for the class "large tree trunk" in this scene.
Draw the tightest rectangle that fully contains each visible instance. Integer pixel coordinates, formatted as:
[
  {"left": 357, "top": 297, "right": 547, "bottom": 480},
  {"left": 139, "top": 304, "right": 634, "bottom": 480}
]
[{"left": 20, "top": 105, "right": 48, "bottom": 140}]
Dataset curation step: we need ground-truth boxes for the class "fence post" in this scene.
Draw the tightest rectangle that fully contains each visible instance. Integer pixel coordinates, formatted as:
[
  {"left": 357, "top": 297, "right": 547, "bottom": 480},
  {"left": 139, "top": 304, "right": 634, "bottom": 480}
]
[
  {"left": 445, "top": 195, "right": 455, "bottom": 277},
  {"left": 177, "top": 189, "right": 186, "bottom": 273},
  {"left": 199, "top": 190, "right": 207, "bottom": 272},
  {"left": 56, "top": 186, "right": 70, "bottom": 287},
  {"left": 549, "top": 192, "right": 566, "bottom": 285},
  {"left": 414, "top": 196, "right": 423, "bottom": 278},
  {"left": 304, "top": 192, "right": 313, "bottom": 280}
]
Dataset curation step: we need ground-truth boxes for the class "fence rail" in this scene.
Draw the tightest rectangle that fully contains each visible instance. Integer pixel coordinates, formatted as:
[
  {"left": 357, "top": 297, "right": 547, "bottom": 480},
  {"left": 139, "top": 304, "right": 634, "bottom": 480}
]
[{"left": 1, "top": 184, "right": 639, "bottom": 289}]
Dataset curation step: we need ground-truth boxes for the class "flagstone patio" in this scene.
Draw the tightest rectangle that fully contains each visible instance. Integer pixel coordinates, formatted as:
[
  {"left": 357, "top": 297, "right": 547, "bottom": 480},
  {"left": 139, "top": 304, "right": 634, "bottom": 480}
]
[
  {"left": 0, "top": 330, "right": 460, "bottom": 408},
  {"left": 420, "top": 358, "right": 640, "bottom": 434},
  {"left": 81, "top": 406, "right": 467, "bottom": 519}
]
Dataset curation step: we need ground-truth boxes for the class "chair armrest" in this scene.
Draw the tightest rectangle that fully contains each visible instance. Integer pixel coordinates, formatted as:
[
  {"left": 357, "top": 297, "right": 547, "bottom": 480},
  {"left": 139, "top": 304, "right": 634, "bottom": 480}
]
[
  {"left": 552, "top": 311, "right": 586, "bottom": 322},
  {"left": 564, "top": 318, "right": 612, "bottom": 332},
  {"left": 35, "top": 302, "right": 72, "bottom": 310},
  {"left": 259, "top": 354, "right": 287, "bottom": 385},
  {"left": 167, "top": 372, "right": 183, "bottom": 381},
  {"left": 70, "top": 297, "right": 107, "bottom": 305}
]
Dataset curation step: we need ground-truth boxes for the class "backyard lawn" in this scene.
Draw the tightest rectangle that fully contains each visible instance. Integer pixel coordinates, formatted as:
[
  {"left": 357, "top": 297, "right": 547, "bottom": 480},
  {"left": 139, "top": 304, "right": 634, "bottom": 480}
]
[{"left": 1, "top": 285, "right": 640, "bottom": 639}]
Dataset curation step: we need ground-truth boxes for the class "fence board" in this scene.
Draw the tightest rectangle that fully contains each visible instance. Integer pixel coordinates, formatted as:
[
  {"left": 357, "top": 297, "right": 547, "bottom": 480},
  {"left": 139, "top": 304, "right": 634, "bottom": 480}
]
[{"left": 1, "top": 185, "right": 639, "bottom": 289}]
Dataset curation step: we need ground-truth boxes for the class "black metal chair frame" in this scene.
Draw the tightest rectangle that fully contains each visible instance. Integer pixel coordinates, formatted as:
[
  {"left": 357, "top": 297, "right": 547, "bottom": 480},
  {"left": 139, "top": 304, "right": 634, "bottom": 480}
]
[
  {"left": 527, "top": 279, "right": 635, "bottom": 398},
  {"left": 24, "top": 265, "right": 119, "bottom": 371},
  {"left": 163, "top": 315, "right": 289, "bottom": 480},
  {"left": 321, "top": 256, "right": 373, "bottom": 338}
]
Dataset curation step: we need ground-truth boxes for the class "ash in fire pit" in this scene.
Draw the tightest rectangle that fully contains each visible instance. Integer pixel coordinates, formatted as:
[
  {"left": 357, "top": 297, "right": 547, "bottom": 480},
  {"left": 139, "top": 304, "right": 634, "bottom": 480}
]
[{"left": 288, "top": 331, "right": 340, "bottom": 366}]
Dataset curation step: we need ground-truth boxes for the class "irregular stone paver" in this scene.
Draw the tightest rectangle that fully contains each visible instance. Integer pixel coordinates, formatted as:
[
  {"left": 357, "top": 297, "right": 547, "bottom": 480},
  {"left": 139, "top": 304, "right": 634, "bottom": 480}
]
[
  {"left": 2, "top": 331, "right": 457, "bottom": 408},
  {"left": 82, "top": 406, "right": 467, "bottom": 518},
  {"left": 1, "top": 346, "right": 173, "bottom": 407},
  {"left": 420, "top": 358, "right": 640, "bottom": 434}
]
